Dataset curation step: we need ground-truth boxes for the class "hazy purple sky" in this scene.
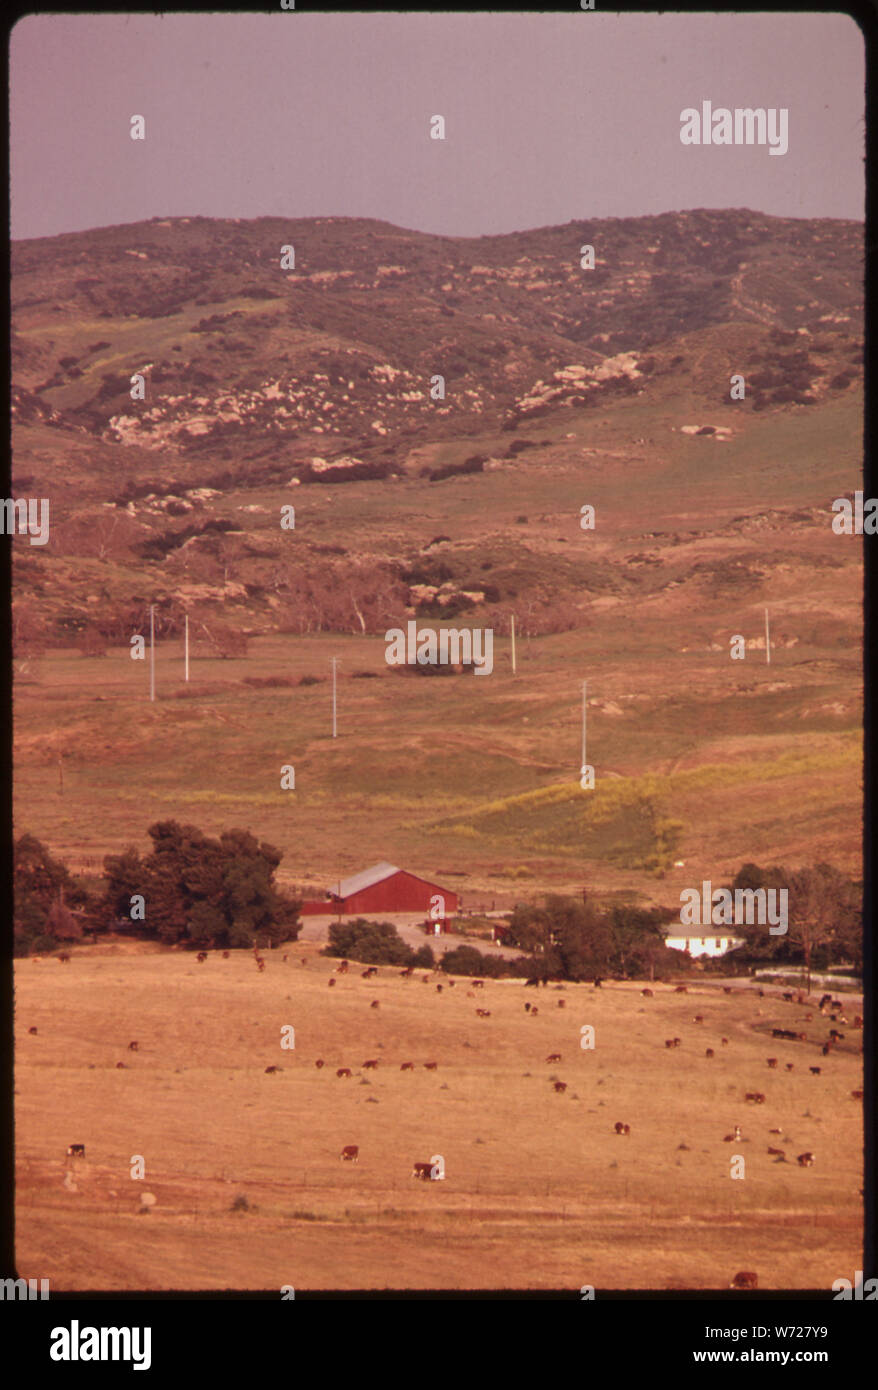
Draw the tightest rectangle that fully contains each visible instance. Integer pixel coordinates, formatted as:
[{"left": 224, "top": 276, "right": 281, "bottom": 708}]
[{"left": 10, "top": 12, "right": 864, "bottom": 242}]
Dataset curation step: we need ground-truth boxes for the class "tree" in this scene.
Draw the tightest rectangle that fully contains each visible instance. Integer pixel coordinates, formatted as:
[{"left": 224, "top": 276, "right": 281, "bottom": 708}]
[
  {"left": 101, "top": 820, "right": 300, "bottom": 948},
  {"left": 13, "top": 834, "right": 94, "bottom": 955}
]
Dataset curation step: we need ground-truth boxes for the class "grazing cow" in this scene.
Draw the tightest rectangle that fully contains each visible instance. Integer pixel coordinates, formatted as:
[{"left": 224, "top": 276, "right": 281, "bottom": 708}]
[
  {"left": 116, "top": 1062, "right": 126, "bottom": 1069},
  {"left": 705, "top": 1048, "right": 715, "bottom": 1058},
  {"left": 422, "top": 975, "right": 431, "bottom": 983},
  {"left": 723, "top": 1126, "right": 742, "bottom": 1143},
  {"left": 665, "top": 1039, "right": 674, "bottom": 1049},
  {"left": 283, "top": 954, "right": 288, "bottom": 962},
  {"left": 785, "top": 1063, "right": 794, "bottom": 1071},
  {"left": 337, "top": 960, "right": 349, "bottom": 974},
  {"left": 674, "top": 985, "right": 688, "bottom": 994},
  {"left": 797, "top": 1152, "right": 815, "bottom": 1167},
  {"left": 809, "top": 1067, "right": 821, "bottom": 1076},
  {"left": 614, "top": 1122, "right": 630, "bottom": 1135},
  {"left": 473, "top": 980, "right": 485, "bottom": 990},
  {"left": 767, "top": 1147, "right": 786, "bottom": 1157},
  {"left": 546, "top": 1053, "right": 562, "bottom": 1063},
  {"left": 769, "top": 1127, "right": 783, "bottom": 1134},
  {"left": 745, "top": 1092, "right": 766, "bottom": 1104},
  {"left": 448, "top": 981, "right": 455, "bottom": 988},
  {"left": 593, "top": 978, "right": 603, "bottom": 989},
  {"left": 723, "top": 986, "right": 732, "bottom": 995},
  {"left": 257, "top": 960, "right": 266, "bottom": 972},
  {"left": 424, "top": 1062, "right": 438, "bottom": 1071},
  {"left": 758, "top": 989, "right": 765, "bottom": 998},
  {"left": 554, "top": 1081, "right": 567, "bottom": 1093},
  {"left": 436, "top": 985, "right": 443, "bottom": 993},
  {"left": 821, "top": 1043, "right": 832, "bottom": 1057},
  {"left": 328, "top": 978, "right": 336, "bottom": 988},
  {"left": 818, "top": 993, "right": 832, "bottom": 1010},
  {"left": 67, "top": 1144, "right": 85, "bottom": 1158},
  {"left": 340, "top": 1145, "right": 359, "bottom": 1162},
  {"left": 721, "top": 1037, "right": 729, "bottom": 1046},
  {"left": 196, "top": 951, "right": 207, "bottom": 963},
  {"left": 853, "top": 1015, "right": 864, "bottom": 1028},
  {"left": 525, "top": 978, "right": 539, "bottom": 989},
  {"left": 730, "top": 1272, "right": 758, "bottom": 1290},
  {"left": 831, "top": 999, "right": 843, "bottom": 1010},
  {"left": 531, "top": 1007, "right": 539, "bottom": 1016},
  {"left": 693, "top": 1015, "right": 704, "bottom": 1024},
  {"left": 525, "top": 1003, "right": 532, "bottom": 1013},
  {"left": 128, "top": 1041, "right": 139, "bottom": 1052},
  {"left": 362, "top": 1060, "right": 379, "bottom": 1070},
  {"left": 851, "top": 1089, "right": 864, "bottom": 1100},
  {"left": 766, "top": 1058, "right": 778, "bottom": 1068},
  {"left": 783, "top": 992, "right": 794, "bottom": 1003},
  {"left": 400, "top": 968, "right": 412, "bottom": 979},
  {"left": 265, "top": 1065, "right": 281, "bottom": 1074},
  {"left": 641, "top": 989, "right": 654, "bottom": 998},
  {"left": 28, "top": 1026, "right": 37, "bottom": 1035},
  {"left": 400, "top": 1062, "right": 414, "bottom": 1071},
  {"left": 315, "top": 1060, "right": 325, "bottom": 1069},
  {"left": 370, "top": 1000, "right": 380, "bottom": 1010},
  {"left": 673, "top": 1037, "right": 682, "bottom": 1047},
  {"left": 412, "top": 1162, "right": 433, "bottom": 1180},
  {"left": 336, "top": 1068, "right": 352, "bottom": 1078},
  {"left": 829, "top": 1029, "right": 844, "bottom": 1041},
  {"left": 222, "top": 950, "right": 230, "bottom": 959},
  {"left": 57, "top": 953, "right": 71, "bottom": 964},
  {"left": 557, "top": 999, "right": 566, "bottom": 1008},
  {"left": 476, "top": 1008, "right": 491, "bottom": 1018}
]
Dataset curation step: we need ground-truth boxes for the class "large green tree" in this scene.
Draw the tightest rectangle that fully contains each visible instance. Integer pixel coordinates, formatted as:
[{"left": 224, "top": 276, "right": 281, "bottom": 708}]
[{"left": 102, "top": 820, "right": 301, "bottom": 948}]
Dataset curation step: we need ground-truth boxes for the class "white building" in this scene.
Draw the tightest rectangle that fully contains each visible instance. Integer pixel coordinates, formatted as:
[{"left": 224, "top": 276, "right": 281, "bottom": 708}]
[{"left": 663, "top": 928, "right": 746, "bottom": 959}]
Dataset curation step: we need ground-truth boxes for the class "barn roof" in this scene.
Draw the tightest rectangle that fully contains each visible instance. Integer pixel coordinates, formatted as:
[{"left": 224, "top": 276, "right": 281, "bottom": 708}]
[{"left": 330, "top": 862, "right": 401, "bottom": 899}]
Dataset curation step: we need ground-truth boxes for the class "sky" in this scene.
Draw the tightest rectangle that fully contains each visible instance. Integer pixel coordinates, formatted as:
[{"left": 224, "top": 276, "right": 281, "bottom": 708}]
[{"left": 10, "top": 11, "right": 865, "bottom": 242}]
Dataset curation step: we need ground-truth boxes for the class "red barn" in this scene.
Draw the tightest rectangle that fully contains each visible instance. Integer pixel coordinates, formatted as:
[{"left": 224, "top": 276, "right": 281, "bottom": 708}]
[{"left": 302, "top": 862, "right": 458, "bottom": 917}]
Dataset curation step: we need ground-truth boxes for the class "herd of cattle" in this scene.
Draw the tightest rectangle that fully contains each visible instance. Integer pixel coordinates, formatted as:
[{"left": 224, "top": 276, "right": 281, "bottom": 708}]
[{"left": 31, "top": 947, "right": 862, "bottom": 1289}]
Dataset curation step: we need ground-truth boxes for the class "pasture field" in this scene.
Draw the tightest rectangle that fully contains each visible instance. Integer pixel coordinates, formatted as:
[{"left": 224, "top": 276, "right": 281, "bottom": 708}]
[{"left": 15, "top": 944, "right": 863, "bottom": 1291}]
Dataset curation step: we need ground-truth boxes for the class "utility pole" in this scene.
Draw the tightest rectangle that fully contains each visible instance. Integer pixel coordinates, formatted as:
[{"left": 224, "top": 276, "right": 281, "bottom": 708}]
[
  {"left": 150, "top": 605, "right": 156, "bottom": 702},
  {"left": 331, "top": 657, "right": 338, "bottom": 738},
  {"left": 184, "top": 612, "right": 190, "bottom": 683},
  {"left": 765, "top": 608, "right": 771, "bottom": 665},
  {"left": 581, "top": 679, "right": 587, "bottom": 770},
  {"left": 510, "top": 613, "right": 517, "bottom": 675}
]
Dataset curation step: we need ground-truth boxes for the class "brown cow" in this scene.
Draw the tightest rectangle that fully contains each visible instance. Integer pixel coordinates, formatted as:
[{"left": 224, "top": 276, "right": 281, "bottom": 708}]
[
  {"left": 665, "top": 1039, "right": 675, "bottom": 1049},
  {"left": 851, "top": 1089, "right": 864, "bottom": 1100},
  {"left": 723, "top": 986, "right": 732, "bottom": 994},
  {"left": 614, "top": 1122, "right": 630, "bottom": 1135},
  {"left": 476, "top": 1008, "right": 491, "bottom": 1018},
  {"left": 853, "top": 1015, "right": 864, "bottom": 1028},
  {"left": 673, "top": 1037, "right": 682, "bottom": 1047},
  {"left": 257, "top": 961, "right": 265, "bottom": 973},
  {"left": 721, "top": 1037, "right": 729, "bottom": 1046},
  {"left": 128, "top": 1041, "right": 139, "bottom": 1052},
  {"left": 336, "top": 1067, "right": 352, "bottom": 1078},
  {"left": 362, "top": 1059, "right": 379, "bottom": 1070},
  {"left": 328, "top": 978, "right": 336, "bottom": 988},
  {"left": 797, "top": 1152, "right": 815, "bottom": 1167},
  {"left": 705, "top": 1048, "right": 715, "bottom": 1058},
  {"left": 674, "top": 985, "right": 688, "bottom": 994},
  {"left": 337, "top": 960, "right": 349, "bottom": 974},
  {"left": 822, "top": 1043, "right": 832, "bottom": 1057},
  {"left": 340, "top": 1145, "right": 359, "bottom": 1162},
  {"left": 531, "top": 1006, "right": 539, "bottom": 1016},
  {"left": 767, "top": 1147, "right": 786, "bottom": 1158},
  {"left": 400, "top": 1062, "right": 414, "bottom": 1071},
  {"left": 557, "top": 999, "right": 566, "bottom": 1008},
  {"left": 546, "top": 1053, "right": 562, "bottom": 1063},
  {"left": 554, "top": 1081, "right": 567, "bottom": 1093},
  {"left": 412, "top": 1162, "right": 433, "bottom": 1180},
  {"left": 730, "top": 1272, "right": 758, "bottom": 1290},
  {"left": 641, "top": 989, "right": 654, "bottom": 997},
  {"left": 745, "top": 1092, "right": 766, "bottom": 1103},
  {"left": 766, "top": 1058, "right": 778, "bottom": 1068},
  {"left": 829, "top": 1029, "right": 845, "bottom": 1041},
  {"left": 693, "top": 1015, "right": 704, "bottom": 1024},
  {"left": 473, "top": 980, "right": 485, "bottom": 989},
  {"left": 400, "top": 968, "right": 413, "bottom": 979},
  {"left": 424, "top": 1061, "right": 438, "bottom": 1071},
  {"left": 115, "top": 1061, "right": 126, "bottom": 1069},
  {"left": 28, "top": 1026, "right": 38, "bottom": 1035},
  {"left": 196, "top": 952, "right": 207, "bottom": 963},
  {"left": 723, "top": 1126, "right": 742, "bottom": 1143},
  {"left": 785, "top": 1063, "right": 794, "bottom": 1071},
  {"left": 315, "top": 1059, "right": 325, "bottom": 1069},
  {"left": 524, "top": 1003, "right": 532, "bottom": 1013},
  {"left": 436, "top": 985, "right": 443, "bottom": 993},
  {"left": 370, "top": 1000, "right": 380, "bottom": 1010},
  {"left": 810, "top": 1066, "right": 821, "bottom": 1075},
  {"left": 222, "top": 950, "right": 230, "bottom": 959},
  {"left": 265, "top": 1065, "right": 281, "bottom": 1074}
]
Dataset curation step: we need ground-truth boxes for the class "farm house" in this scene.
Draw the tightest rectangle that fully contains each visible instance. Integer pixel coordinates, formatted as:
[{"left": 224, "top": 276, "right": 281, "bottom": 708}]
[{"left": 301, "top": 862, "right": 459, "bottom": 919}]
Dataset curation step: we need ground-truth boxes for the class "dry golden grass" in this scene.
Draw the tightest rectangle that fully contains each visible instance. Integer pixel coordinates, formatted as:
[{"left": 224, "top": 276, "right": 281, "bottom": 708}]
[{"left": 15, "top": 945, "right": 862, "bottom": 1290}]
